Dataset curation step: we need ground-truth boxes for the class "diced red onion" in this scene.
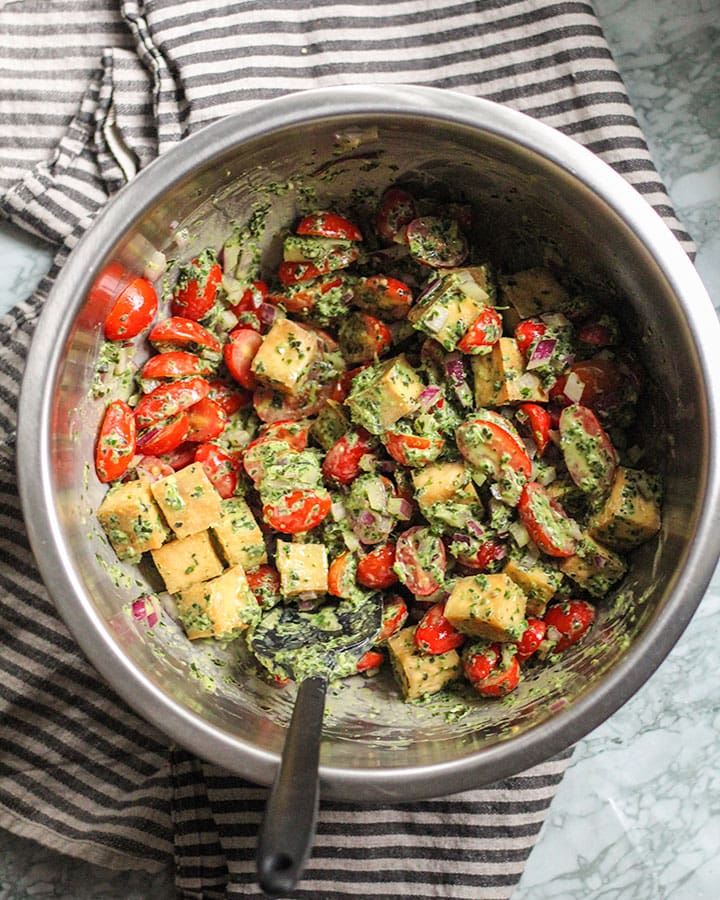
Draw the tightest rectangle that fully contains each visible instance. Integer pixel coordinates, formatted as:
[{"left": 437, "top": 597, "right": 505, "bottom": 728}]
[
  {"left": 414, "top": 276, "right": 442, "bottom": 305},
  {"left": 466, "top": 520, "right": 487, "bottom": 540},
  {"left": 444, "top": 353, "right": 466, "bottom": 387},
  {"left": 258, "top": 302, "right": 278, "bottom": 325},
  {"left": 451, "top": 533, "right": 474, "bottom": 551},
  {"left": 526, "top": 337, "right": 557, "bottom": 369},
  {"left": 422, "top": 306, "right": 449, "bottom": 334},
  {"left": 132, "top": 594, "right": 159, "bottom": 628},
  {"left": 418, "top": 385, "right": 443, "bottom": 411},
  {"left": 387, "top": 497, "right": 413, "bottom": 520}
]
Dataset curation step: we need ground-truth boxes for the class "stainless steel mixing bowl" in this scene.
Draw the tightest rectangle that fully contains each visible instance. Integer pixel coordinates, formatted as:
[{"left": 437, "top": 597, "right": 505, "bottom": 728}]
[{"left": 18, "top": 85, "right": 720, "bottom": 800}]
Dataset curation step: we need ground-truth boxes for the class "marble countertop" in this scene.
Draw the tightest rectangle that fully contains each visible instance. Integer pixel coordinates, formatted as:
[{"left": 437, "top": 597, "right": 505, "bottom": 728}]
[{"left": 1, "top": 0, "right": 718, "bottom": 896}]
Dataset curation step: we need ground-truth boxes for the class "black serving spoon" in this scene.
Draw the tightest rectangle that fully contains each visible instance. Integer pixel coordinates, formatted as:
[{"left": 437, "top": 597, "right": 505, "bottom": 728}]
[{"left": 250, "top": 593, "right": 382, "bottom": 895}]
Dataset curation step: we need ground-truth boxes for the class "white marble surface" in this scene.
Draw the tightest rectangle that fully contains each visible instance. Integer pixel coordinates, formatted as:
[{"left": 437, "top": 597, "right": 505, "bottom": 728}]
[{"left": 1, "top": 0, "right": 719, "bottom": 896}]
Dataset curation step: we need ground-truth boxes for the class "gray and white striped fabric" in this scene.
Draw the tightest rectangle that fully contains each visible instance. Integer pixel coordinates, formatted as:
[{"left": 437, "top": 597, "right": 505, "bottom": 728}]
[{"left": 0, "top": 2, "right": 693, "bottom": 898}]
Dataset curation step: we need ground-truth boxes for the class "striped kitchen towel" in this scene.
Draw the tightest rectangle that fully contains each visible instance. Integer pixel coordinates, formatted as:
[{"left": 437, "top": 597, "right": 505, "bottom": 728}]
[{"left": 0, "top": 2, "right": 692, "bottom": 898}]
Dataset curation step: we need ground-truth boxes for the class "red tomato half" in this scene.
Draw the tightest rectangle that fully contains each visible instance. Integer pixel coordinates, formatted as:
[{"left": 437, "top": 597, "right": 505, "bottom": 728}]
[
  {"left": 516, "top": 402, "right": 552, "bottom": 456},
  {"left": 148, "top": 317, "right": 221, "bottom": 354},
  {"left": 328, "top": 551, "right": 355, "bottom": 599},
  {"left": 462, "top": 642, "right": 500, "bottom": 684},
  {"left": 517, "top": 481, "right": 579, "bottom": 558},
  {"left": 263, "top": 489, "right": 331, "bottom": 534},
  {"left": 472, "top": 653, "right": 520, "bottom": 697},
  {"left": 95, "top": 399, "right": 136, "bottom": 483},
  {"left": 194, "top": 443, "right": 240, "bottom": 499},
  {"left": 414, "top": 602, "right": 465, "bottom": 655},
  {"left": 544, "top": 600, "right": 596, "bottom": 652},
  {"left": 549, "top": 358, "right": 625, "bottom": 414},
  {"left": 135, "top": 412, "right": 189, "bottom": 457},
  {"left": 357, "top": 542, "right": 398, "bottom": 589},
  {"left": 206, "top": 378, "right": 251, "bottom": 415},
  {"left": 171, "top": 258, "right": 223, "bottom": 320},
  {"left": 457, "top": 306, "right": 503, "bottom": 353},
  {"left": 185, "top": 397, "right": 228, "bottom": 443},
  {"left": 353, "top": 275, "right": 413, "bottom": 320},
  {"left": 456, "top": 414, "right": 532, "bottom": 480},
  {"left": 296, "top": 211, "right": 362, "bottom": 242},
  {"left": 394, "top": 526, "right": 446, "bottom": 597},
  {"left": 514, "top": 617, "right": 548, "bottom": 662},
  {"left": 383, "top": 431, "right": 444, "bottom": 468},
  {"left": 356, "top": 650, "right": 385, "bottom": 674},
  {"left": 375, "top": 187, "right": 417, "bottom": 244},
  {"left": 514, "top": 319, "right": 547, "bottom": 357},
  {"left": 224, "top": 328, "right": 263, "bottom": 390},
  {"left": 257, "top": 419, "right": 311, "bottom": 452},
  {"left": 377, "top": 594, "right": 408, "bottom": 642},
  {"left": 104, "top": 277, "right": 157, "bottom": 341},
  {"left": 134, "top": 377, "right": 210, "bottom": 428},
  {"left": 322, "top": 428, "right": 375, "bottom": 485},
  {"left": 140, "top": 350, "right": 214, "bottom": 381},
  {"left": 454, "top": 538, "right": 507, "bottom": 572},
  {"left": 245, "top": 564, "right": 282, "bottom": 608}
]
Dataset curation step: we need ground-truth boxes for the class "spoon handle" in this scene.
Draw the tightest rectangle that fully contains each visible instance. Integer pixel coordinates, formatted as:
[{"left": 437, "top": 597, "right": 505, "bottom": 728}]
[{"left": 256, "top": 674, "right": 326, "bottom": 895}]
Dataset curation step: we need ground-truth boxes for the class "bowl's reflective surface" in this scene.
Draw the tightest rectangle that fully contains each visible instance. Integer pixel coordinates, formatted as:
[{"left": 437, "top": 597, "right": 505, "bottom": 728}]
[{"left": 19, "top": 86, "right": 720, "bottom": 799}]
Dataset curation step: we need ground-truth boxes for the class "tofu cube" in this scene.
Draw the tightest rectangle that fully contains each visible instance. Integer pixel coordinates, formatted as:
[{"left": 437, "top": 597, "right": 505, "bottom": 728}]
[
  {"left": 560, "top": 533, "right": 627, "bottom": 598},
  {"left": 346, "top": 354, "right": 425, "bottom": 435},
  {"left": 387, "top": 626, "right": 461, "bottom": 701},
  {"left": 471, "top": 337, "right": 548, "bottom": 406},
  {"left": 175, "top": 564, "right": 261, "bottom": 640},
  {"left": 150, "top": 530, "right": 224, "bottom": 594},
  {"left": 412, "top": 461, "right": 478, "bottom": 516},
  {"left": 503, "top": 557, "right": 563, "bottom": 617},
  {"left": 250, "top": 317, "right": 318, "bottom": 394},
  {"left": 150, "top": 463, "right": 223, "bottom": 539},
  {"left": 211, "top": 497, "right": 267, "bottom": 569},
  {"left": 275, "top": 540, "right": 329, "bottom": 598},
  {"left": 498, "top": 267, "right": 574, "bottom": 330},
  {"left": 97, "top": 480, "right": 170, "bottom": 563},
  {"left": 444, "top": 573, "right": 528, "bottom": 642},
  {"left": 588, "top": 466, "right": 661, "bottom": 551},
  {"left": 407, "top": 269, "right": 491, "bottom": 351}
]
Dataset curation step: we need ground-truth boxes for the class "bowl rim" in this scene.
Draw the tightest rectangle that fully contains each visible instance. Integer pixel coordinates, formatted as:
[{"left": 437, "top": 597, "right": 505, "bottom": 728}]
[{"left": 17, "top": 84, "right": 720, "bottom": 799}]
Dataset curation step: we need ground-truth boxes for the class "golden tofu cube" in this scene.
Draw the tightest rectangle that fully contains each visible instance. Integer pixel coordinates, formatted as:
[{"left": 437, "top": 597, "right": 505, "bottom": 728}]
[
  {"left": 250, "top": 317, "right": 318, "bottom": 394},
  {"left": 412, "top": 461, "right": 478, "bottom": 516},
  {"left": 151, "top": 530, "right": 224, "bottom": 594},
  {"left": 498, "top": 267, "right": 573, "bottom": 330},
  {"left": 560, "top": 533, "right": 627, "bottom": 598},
  {"left": 407, "top": 270, "right": 491, "bottom": 351},
  {"left": 588, "top": 466, "right": 661, "bottom": 551},
  {"left": 275, "top": 540, "right": 329, "bottom": 598},
  {"left": 175, "top": 564, "right": 261, "bottom": 640},
  {"left": 150, "top": 463, "right": 223, "bottom": 539},
  {"left": 503, "top": 557, "right": 563, "bottom": 617},
  {"left": 445, "top": 573, "right": 527, "bottom": 642},
  {"left": 471, "top": 337, "right": 548, "bottom": 406},
  {"left": 97, "top": 480, "right": 170, "bottom": 562},
  {"left": 346, "top": 354, "right": 425, "bottom": 435},
  {"left": 211, "top": 497, "right": 267, "bottom": 569},
  {"left": 387, "top": 626, "right": 461, "bottom": 701}
]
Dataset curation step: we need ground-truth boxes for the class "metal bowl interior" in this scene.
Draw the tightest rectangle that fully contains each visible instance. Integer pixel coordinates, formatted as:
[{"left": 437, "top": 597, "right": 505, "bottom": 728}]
[{"left": 18, "top": 86, "right": 720, "bottom": 801}]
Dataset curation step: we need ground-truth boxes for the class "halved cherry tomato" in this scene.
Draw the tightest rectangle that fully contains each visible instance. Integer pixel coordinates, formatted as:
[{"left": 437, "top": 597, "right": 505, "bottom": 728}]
[
  {"left": 406, "top": 216, "right": 468, "bottom": 268},
  {"left": 185, "top": 397, "right": 228, "bottom": 443},
  {"left": 194, "top": 443, "right": 240, "bottom": 499},
  {"left": 394, "top": 526, "right": 446, "bottom": 597},
  {"left": 457, "top": 306, "right": 503, "bottom": 353},
  {"left": 257, "top": 419, "right": 311, "bottom": 452},
  {"left": 377, "top": 594, "right": 408, "bottom": 642},
  {"left": 296, "top": 211, "right": 362, "bottom": 242},
  {"left": 544, "top": 599, "right": 596, "bottom": 652},
  {"left": 245, "top": 564, "right": 282, "bottom": 608},
  {"left": 383, "top": 431, "right": 444, "bottom": 468},
  {"left": 472, "top": 652, "right": 520, "bottom": 697},
  {"left": 322, "top": 427, "right": 375, "bottom": 485},
  {"left": 514, "top": 617, "right": 547, "bottom": 662},
  {"left": 134, "top": 376, "right": 210, "bottom": 427},
  {"left": 140, "top": 350, "right": 215, "bottom": 381},
  {"left": 516, "top": 402, "right": 552, "bottom": 456},
  {"left": 171, "top": 256, "right": 223, "bottom": 320},
  {"left": 148, "top": 316, "right": 221, "bottom": 354},
  {"left": 514, "top": 319, "right": 547, "bottom": 357},
  {"left": 356, "top": 650, "right": 385, "bottom": 673},
  {"left": 279, "top": 273, "right": 350, "bottom": 316},
  {"left": 160, "top": 440, "right": 198, "bottom": 471},
  {"left": 229, "top": 280, "right": 268, "bottom": 315},
  {"left": 263, "top": 489, "right": 331, "bottom": 534},
  {"left": 559, "top": 403, "right": 618, "bottom": 495},
  {"left": 414, "top": 602, "right": 465, "bottom": 655},
  {"left": 223, "top": 328, "right": 263, "bottom": 390},
  {"left": 328, "top": 551, "right": 356, "bottom": 599},
  {"left": 338, "top": 312, "right": 392, "bottom": 365},
  {"left": 104, "top": 277, "right": 157, "bottom": 341},
  {"left": 375, "top": 187, "right": 417, "bottom": 244},
  {"left": 95, "top": 399, "right": 136, "bottom": 482},
  {"left": 133, "top": 455, "right": 175, "bottom": 483},
  {"left": 253, "top": 383, "right": 332, "bottom": 424},
  {"left": 206, "top": 378, "right": 251, "bottom": 415},
  {"left": 517, "top": 481, "right": 579, "bottom": 558},
  {"left": 357, "top": 542, "right": 398, "bottom": 589},
  {"left": 454, "top": 538, "right": 507, "bottom": 572},
  {"left": 462, "top": 642, "right": 500, "bottom": 683},
  {"left": 88, "top": 261, "right": 133, "bottom": 309},
  {"left": 549, "top": 358, "right": 625, "bottom": 413},
  {"left": 353, "top": 275, "right": 413, "bottom": 321},
  {"left": 456, "top": 413, "right": 532, "bottom": 479},
  {"left": 135, "top": 412, "right": 189, "bottom": 456}
]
